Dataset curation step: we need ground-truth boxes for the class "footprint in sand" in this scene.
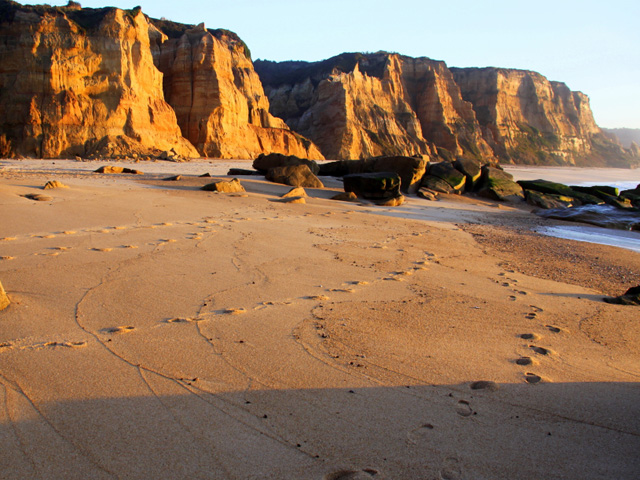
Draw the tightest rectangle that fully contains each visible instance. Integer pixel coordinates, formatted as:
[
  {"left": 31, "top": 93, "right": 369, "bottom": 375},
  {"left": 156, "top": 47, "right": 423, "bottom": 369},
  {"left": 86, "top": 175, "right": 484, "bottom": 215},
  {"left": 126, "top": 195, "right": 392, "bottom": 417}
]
[
  {"left": 515, "top": 357, "right": 534, "bottom": 366},
  {"left": 222, "top": 308, "right": 247, "bottom": 315},
  {"left": 519, "top": 333, "right": 540, "bottom": 340},
  {"left": 0, "top": 342, "right": 13, "bottom": 349},
  {"left": 530, "top": 345, "right": 552, "bottom": 356},
  {"left": 407, "top": 423, "right": 435, "bottom": 445},
  {"left": 348, "top": 281, "right": 369, "bottom": 286},
  {"left": 525, "top": 312, "right": 537, "bottom": 319},
  {"left": 306, "top": 295, "right": 330, "bottom": 301},
  {"left": 455, "top": 400, "right": 473, "bottom": 417},
  {"left": 102, "top": 326, "right": 135, "bottom": 334},
  {"left": 469, "top": 380, "right": 499, "bottom": 391},
  {"left": 1, "top": 237, "right": 17, "bottom": 241},
  {"left": 325, "top": 469, "right": 380, "bottom": 480},
  {"left": 166, "top": 317, "right": 204, "bottom": 324},
  {"left": 61, "top": 231, "right": 76, "bottom": 235},
  {"left": 41, "top": 341, "right": 87, "bottom": 348},
  {"left": 546, "top": 325, "right": 562, "bottom": 333},
  {"left": 1, "top": 256, "right": 15, "bottom": 261},
  {"left": 525, "top": 373, "right": 542, "bottom": 384},
  {"left": 92, "top": 247, "right": 113, "bottom": 252},
  {"left": 530, "top": 305, "right": 544, "bottom": 313},
  {"left": 509, "top": 295, "right": 517, "bottom": 301},
  {"left": 440, "top": 457, "right": 462, "bottom": 480},
  {"left": 40, "top": 234, "right": 56, "bottom": 239},
  {"left": 329, "top": 288, "right": 355, "bottom": 293},
  {"left": 121, "top": 245, "right": 138, "bottom": 249}
]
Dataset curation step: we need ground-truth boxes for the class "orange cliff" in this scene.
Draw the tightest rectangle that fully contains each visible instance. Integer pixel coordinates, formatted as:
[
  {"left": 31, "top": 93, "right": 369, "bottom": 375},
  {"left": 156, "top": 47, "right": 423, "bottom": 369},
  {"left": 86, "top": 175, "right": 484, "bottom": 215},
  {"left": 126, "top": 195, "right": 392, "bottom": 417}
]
[
  {"left": 256, "top": 53, "right": 639, "bottom": 167},
  {"left": 450, "top": 67, "right": 636, "bottom": 167},
  {"left": 0, "top": 1, "right": 322, "bottom": 160},
  {"left": 256, "top": 53, "right": 494, "bottom": 162},
  {"left": 151, "top": 21, "right": 323, "bottom": 160}
]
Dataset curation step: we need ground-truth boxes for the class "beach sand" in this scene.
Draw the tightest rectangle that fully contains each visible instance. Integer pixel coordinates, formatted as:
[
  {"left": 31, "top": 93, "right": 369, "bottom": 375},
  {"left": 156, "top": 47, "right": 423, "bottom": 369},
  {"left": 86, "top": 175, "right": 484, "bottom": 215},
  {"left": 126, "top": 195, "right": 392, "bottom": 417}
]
[{"left": 1, "top": 161, "right": 639, "bottom": 479}]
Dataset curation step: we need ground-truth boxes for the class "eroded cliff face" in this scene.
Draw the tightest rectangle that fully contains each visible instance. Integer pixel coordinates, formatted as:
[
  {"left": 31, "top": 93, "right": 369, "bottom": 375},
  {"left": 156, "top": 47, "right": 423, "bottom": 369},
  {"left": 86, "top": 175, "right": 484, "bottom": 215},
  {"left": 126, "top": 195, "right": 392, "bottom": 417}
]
[
  {"left": 256, "top": 53, "right": 493, "bottom": 160},
  {"left": 256, "top": 53, "right": 494, "bottom": 161},
  {"left": 451, "top": 67, "right": 637, "bottom": 166},
  {"left": 257, "top": 54, "right": 638, "bottom": 167},
  {"left": 0, "top": 1, "right": 321, "bottom": 160},
  {"left": 0, "top": 1, "right": 198, "bottom": 159},
  {"left": 152, "top": 21, "right": 322, "bottom": 160}
]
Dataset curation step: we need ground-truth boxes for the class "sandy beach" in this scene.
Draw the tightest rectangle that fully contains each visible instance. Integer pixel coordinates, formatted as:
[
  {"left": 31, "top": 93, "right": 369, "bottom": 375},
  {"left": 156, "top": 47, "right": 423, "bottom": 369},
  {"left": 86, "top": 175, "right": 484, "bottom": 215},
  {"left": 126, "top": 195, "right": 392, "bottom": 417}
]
[{"left": 1, "top": 160, "right": 639, "bottom": 479}]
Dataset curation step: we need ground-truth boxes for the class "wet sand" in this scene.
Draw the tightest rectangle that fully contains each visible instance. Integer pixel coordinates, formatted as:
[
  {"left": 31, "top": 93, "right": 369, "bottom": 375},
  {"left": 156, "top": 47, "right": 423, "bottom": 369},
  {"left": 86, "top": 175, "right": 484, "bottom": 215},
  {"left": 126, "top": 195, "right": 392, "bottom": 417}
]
[{"left": 1, "top": 160, "right": 639, "bottom": 479}]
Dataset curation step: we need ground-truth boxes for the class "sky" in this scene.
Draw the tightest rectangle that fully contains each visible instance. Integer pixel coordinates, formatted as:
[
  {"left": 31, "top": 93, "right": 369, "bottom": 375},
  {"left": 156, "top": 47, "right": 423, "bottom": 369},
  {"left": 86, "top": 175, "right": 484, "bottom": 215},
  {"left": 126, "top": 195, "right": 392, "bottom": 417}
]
[{"left": 19, "top": 0, "right": 640, "bottom": 129}]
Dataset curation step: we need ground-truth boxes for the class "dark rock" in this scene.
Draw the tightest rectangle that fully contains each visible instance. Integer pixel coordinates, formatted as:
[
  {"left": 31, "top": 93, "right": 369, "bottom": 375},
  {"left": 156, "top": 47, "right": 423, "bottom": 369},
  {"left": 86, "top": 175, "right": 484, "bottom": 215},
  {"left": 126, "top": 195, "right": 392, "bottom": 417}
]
[
  {"left": 265, "top": 164, "right": 324, "bottom": 188},
  {"left": 428, "top": 161, "right": 466, "bottom": 191},
  {"left": 199, "top": 173, "right": 212, "bottom": 177},
  {"left": 201, "top": 178, "right": 246, "bottom": 193},
  {"left": 374, "top": 195, "right": 405, "bottom": 207},
  {"left": 476, "top": 166, "right": 524, "bottom": 201},
  {"left": 604, "top": 285, "right": 640, "bottom": 305},
  {"left": 454, "top": 157, "right": 482, "bottom": 188},
  {"left": 318, "top": 156, "right": 426, "bottom": 194},
  {"left": 227, "top": 168, "right": 261, "bottom": 176},
  {"left": 420, "top": 175, "right": 454, "bottom": 194},
  {"left": 571, "top": 185, "right": 620, "bottom": 198},
  {"left": 253, "top": 153, "right": 319, "bottom": 175},
  {"left": 537, "top": 204, "right": 640, "bottom": 230},
  {"left": 620, "top": 189, "right": 640, "bottom": 208},
  {"left": 525, "top": 190, "right": 577, "bottom": 209},
  {"left": 518, "top": 179, "right": 602, "bottom": 205},
  {"left": 163, "top": 175, "right": 182, "bottom": 181},
  {"left": 343, "top": 172, "right": 401, "bottom": 199}
]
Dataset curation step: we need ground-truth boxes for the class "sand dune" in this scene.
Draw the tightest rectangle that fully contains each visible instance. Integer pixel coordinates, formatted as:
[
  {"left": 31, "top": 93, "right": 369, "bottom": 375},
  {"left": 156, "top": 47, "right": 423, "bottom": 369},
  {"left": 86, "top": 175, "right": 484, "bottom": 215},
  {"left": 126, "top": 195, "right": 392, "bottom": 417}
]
[{"left": 1, "top": 161, "right": 639, "bottom": 479}]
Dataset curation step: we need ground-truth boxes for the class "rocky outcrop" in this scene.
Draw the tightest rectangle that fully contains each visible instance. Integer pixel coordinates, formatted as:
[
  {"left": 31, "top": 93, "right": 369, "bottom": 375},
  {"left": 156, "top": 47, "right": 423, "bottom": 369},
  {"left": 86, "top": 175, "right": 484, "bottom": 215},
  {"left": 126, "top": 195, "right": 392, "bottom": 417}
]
[
  {"left": 451, "top": 67, "right": 639, "bottom": 167},
  {"left": 255, "top": 53, "right": 495, "bottom": 162},
  {"left": 0, "top": 1, "right": 321, "bottom": 160},
  {"left": 256, "top": 54, "right": 639, "bottom": 167},
  {"left": 152, "top": 21, "right": 323, "bottom": 160},
  {"left": 0, "top": 1, "right": 198, "bottom": 159}
]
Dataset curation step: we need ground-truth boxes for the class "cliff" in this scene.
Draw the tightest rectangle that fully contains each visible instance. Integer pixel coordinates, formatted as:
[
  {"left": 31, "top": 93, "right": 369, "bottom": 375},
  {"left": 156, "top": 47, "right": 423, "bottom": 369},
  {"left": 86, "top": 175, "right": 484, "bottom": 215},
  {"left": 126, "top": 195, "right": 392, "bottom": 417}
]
[
  {"left": 450, "top": 67, "right": 637, "bottom": 167},
  {"left": 255, "top": 53, "right": 495, "bottom": 162},
  {"left": 151, "top": 20, "right": 322, "bottom": 160},
  {"left": 0, "top": 1, "right": 321, "bottom": 160},
  {"left": 0, "top": 1, "right": 197, "bottom": 159},
  {"left": 256, "top": 54, "right": 638, "bottom": 167}
]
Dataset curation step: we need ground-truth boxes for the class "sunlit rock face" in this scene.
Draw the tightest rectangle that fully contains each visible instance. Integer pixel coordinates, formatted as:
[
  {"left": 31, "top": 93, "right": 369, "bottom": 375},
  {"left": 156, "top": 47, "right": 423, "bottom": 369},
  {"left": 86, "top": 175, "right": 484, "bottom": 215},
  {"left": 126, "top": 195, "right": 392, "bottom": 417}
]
[
  {"left": 256, "top": 53, "right": 638, "bottom": 167},
  {"left": 153, "top": 21, "right": 323, "bottom": 160},
  {"left": 256, "top": 52, "right": 494, "bottom": 162},
  {"left": 451, "top": 67, "right": 637, "bottom": 167},
  {"left": 0, "top": 2, "right": 198, "bottom": 159},
  {"left": 0, "top": 2, "right": 321, "bottom": 160}
]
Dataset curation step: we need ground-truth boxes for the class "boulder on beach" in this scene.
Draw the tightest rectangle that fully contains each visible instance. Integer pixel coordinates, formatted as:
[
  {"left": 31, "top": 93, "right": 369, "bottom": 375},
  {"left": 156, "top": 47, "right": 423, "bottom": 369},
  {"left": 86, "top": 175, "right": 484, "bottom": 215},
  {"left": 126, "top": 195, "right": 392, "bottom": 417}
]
[
  {"left": 0, "top": 280, "right": 9, "bottom": 311},
  {"left": 331, "top": 191, "right": 359, "bottom": 202},
  {"left": 253, "top": 153, "right": 320, "bottom": 175},
  {"left": 477, "top": 166, "right": 524, "bottom": 202},
  {"left": 420, "top": 175, "right": 455, "bottom": 194},
  {"left": 319, "top": 155, "right": 426, "bottom": 194},
  {"left": 94, "top": 166, "right": 143, "bottom": 175},
  {"left": 43, "top": 180, "right": 69, "bottom": 190},
  {"left": 282, "top": 187, "right": 307, "bottom": 198},
  {"left": 525, "top": 190, "right": 577, "bottom": 209},
  {"left": 201, "top": 178, "right": 246, "bottom": 193},
  {"left": 427, "top": 161, "right": 466, "bottom": 192},
  {"left": 604, "top": 285, "right": 640, "bottom": 306},
  {"left": 537, "top": 204, "right": 640, "bottom": 230},
  {"left": 266, "top": 165, "right": 324, "bottom": 188},
  {"left": 343, "top": 172, "right": 401, "bottom": 200},
  {"left": 454, "top": 157, "right": 482, "bottom": 188},
  {"left": 227, "top": 168, "right": 261, "bottom": 176}
]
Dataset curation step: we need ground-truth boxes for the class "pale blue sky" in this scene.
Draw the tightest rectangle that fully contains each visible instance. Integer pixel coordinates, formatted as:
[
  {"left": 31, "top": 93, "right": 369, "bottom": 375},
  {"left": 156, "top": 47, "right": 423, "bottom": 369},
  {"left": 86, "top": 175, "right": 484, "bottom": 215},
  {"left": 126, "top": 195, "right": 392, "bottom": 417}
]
[{"left": 19, "top": 0, "right": 640, "bottom": 129}]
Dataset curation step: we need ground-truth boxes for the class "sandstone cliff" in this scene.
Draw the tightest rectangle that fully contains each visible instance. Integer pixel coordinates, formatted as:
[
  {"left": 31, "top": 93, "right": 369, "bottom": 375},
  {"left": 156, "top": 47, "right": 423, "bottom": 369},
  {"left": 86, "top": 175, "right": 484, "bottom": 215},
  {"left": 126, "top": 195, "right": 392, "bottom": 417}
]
[
  {"left": 450, "top": 67, "right": 637, "bottom": 167},
  {"left": 256, "top": 53, "right": 494, "bottom": 162},
  {"left": 257, "top": 54, "right": 638, "bottom": 167},
  {"left": 151, "top": 20, "right": 323, "bottom": 160},
  {"left": 0, "top": 1, "right": 321, "bottom": 160},
  {"left": 0, "top": 1, "right": 197, "bottom": 159}
]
